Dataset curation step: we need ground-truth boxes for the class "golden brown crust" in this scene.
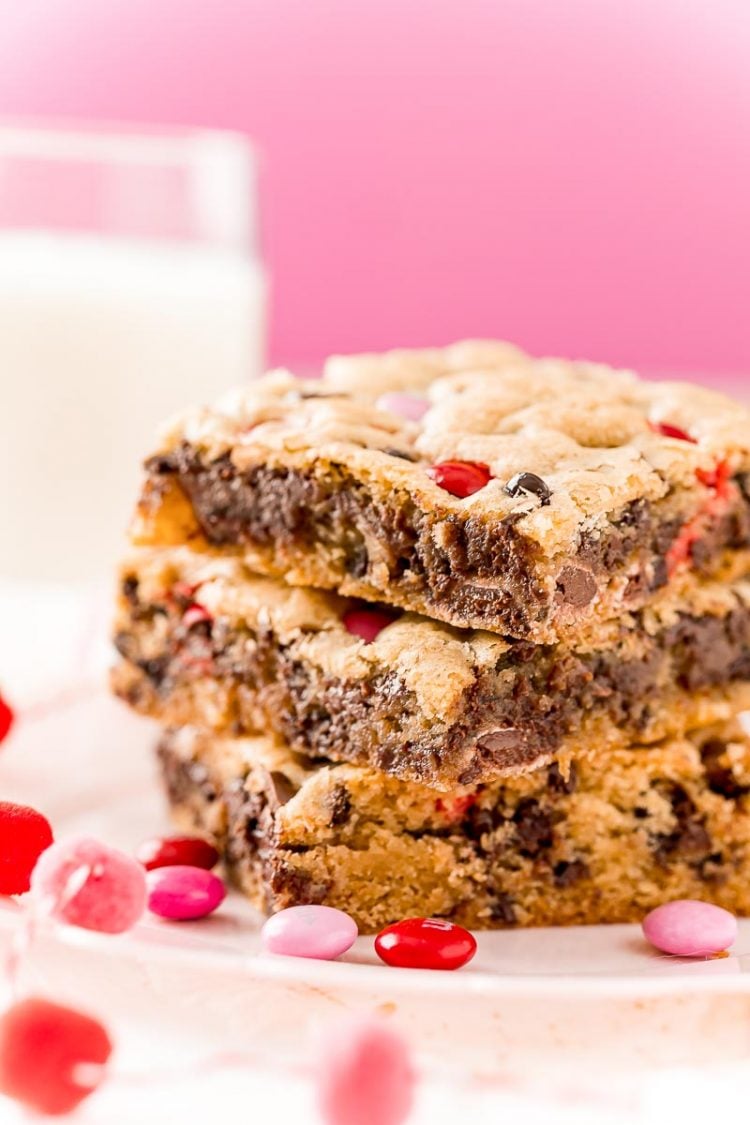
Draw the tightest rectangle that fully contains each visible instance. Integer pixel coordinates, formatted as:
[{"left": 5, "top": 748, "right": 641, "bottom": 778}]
[{"left": 159, "top": 720, "right": 750, "bottom": 932}]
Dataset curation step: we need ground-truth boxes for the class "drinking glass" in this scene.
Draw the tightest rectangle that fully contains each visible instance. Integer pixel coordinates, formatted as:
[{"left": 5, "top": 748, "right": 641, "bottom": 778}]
[{"left": 0, "top": 122, "right": 266, "bottom": 582}]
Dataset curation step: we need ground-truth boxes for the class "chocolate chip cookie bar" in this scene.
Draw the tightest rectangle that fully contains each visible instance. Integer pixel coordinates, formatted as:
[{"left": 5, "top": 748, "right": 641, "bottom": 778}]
[
  {"left": 158, "top": 720, "right": 750, "bottom": 932},
  {"left": 113, "top": 548, "right": 750, "bottom": 789},
  {"left": 131, "top": 342, "right": 750, "bottom": 643}
]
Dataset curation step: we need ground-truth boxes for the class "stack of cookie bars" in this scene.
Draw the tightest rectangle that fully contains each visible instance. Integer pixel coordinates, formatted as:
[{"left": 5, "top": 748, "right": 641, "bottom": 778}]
[{"left": 113, "top": 341, "right": 750, "bottom": 931}]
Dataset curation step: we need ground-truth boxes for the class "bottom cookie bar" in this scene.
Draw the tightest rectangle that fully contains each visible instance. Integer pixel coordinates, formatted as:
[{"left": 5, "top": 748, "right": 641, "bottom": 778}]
[{"left": 157, "top": 720, "right": 750, "bottom": 932}]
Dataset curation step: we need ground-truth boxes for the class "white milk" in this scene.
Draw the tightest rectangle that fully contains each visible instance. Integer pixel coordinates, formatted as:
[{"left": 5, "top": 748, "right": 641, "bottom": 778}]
[{"left": 0, "top": 230, "right": 266, "bottom": 582}]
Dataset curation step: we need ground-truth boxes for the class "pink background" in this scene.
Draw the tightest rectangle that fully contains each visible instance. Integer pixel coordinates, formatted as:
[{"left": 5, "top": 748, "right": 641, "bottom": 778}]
[{"left": 1, "top": 0, "right": 749, "bottom": 373}]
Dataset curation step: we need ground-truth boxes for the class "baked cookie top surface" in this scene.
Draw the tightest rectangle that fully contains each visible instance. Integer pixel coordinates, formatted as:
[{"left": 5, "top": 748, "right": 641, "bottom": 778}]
[{"left": 153, "top": 341, "right": 750, "bottom": 554}]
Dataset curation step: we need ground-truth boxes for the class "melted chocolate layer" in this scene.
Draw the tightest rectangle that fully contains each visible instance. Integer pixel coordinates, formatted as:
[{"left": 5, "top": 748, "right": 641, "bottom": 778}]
[
  {"left": 145, "top": 448, "right": 750, "bottom": 637},
  {"left": 116, "top": 577, "right": 750, "bottom": 786}
]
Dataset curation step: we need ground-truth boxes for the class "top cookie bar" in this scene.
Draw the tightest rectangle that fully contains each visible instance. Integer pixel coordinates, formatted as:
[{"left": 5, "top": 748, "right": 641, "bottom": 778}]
[{"left": 133, "top": 341, "right": 750, "bottom": 642}]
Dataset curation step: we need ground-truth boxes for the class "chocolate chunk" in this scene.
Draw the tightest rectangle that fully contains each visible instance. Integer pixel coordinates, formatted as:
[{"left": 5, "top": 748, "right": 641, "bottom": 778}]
[
  {"left": 553, "top": 858, "right": 589, "bottom": 886},
  {"left": 141, "top": 655, "right": 171, "bottom": 686},
  {"left": 555, "top": 566, "right": 597, "bottom": 607},
  {"left": 462, "top": 804, "right": 496, "bottom": 844},
  {"left": 122, "top": 576, "right": 139, "bottom": 605},
  {"left": 548, "top": 761, "right": 578, "bottom": 795},
  {"left": 650, "top": 556, "right": 669, "bottom": 591},
  {"left": 326, "top": 783, "right": 352, "bottom": 827},
  {"left": 476, "top": 730, "right": 522, "bottom": 754},
  {"left": 700, "top": 738, "right": 750, "bottom": 800},
  {"left": 653, "top": 783, "right": 712, "bottom": 862},
  {"left": 512, "top": 798, "right": 553, "bottom": 857},
  {"left": 699, "top": 852, "right": 727, "bottom": 883},
  {"left": 270, "top": 860, "right": 330, "bottom": 906},
  {"left": 673, "top": 820, "right": 712, "bottom": 857},
  {"left": 504, "top": 471, "right": 552, "bottom": 506},
  {"left": 267, "top": 771, "right": 297, "bottom": 808},
  {"left": 144, "top": 454, "right": 175, "bottom": 475},
  {"left": 488, "top": 893, "right": 517, "bottom": 925}
]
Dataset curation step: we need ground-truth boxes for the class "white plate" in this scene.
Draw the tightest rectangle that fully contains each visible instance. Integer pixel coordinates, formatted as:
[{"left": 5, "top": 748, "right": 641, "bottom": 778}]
[{"left": 3, "top": 679, "right": 750, "bottom": 1080}]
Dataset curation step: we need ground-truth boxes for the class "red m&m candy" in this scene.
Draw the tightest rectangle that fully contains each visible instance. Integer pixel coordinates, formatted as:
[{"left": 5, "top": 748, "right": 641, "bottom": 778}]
[
  {"left": 0, "top": 801, "right": 54, "bottom": 896},
  {"left": 342, "top": 607, "right": 399, "bottom": 644},
  {"left": 426, "top": 460, "right": 491, "bottom": 498},
  {"left": 649, "top": 421, "right": 697, "bottom": 443},
  {"left": 375, "top": 917, "right": 477, "bottom": 970},
  {"left": 136, "top": 835, "right": 219, "bottom": 872},
  {"left": 0, "top": 997, "right": 112, "bottom": 1116}
]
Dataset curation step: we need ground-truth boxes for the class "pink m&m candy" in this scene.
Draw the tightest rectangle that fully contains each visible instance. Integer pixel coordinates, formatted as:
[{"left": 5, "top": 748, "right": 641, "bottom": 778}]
[
  {"left": 342, "top": 607, "right": 399, "bottom": 644},
  {"left": 262, "top": 905, "right": 358, "bottom": 959},
  {"left": 31, "top": 837, "right": 147, "bottom": 934},
  {"left": 146, "top": 865, "right": 226, "bottom": 920},
  {"left": 317, "top": 1018, "right": 415, "bottom": 1125},
  {"left": 375, "top": 917, "right": 477, "bottom": 970},
  {"left": 642, "top": 900, "right": 738, "bottom": 957},
  {"left": 376, "top": 392, "right": 429, "bottom": 422}
]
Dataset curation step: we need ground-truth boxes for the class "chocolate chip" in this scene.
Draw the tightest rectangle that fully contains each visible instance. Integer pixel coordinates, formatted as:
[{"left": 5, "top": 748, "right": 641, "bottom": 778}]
[
  {"left": 383, "top": 447, "right": 417, "bottom": 462},
  {"left": 326, "top": 783, "right": 352, "bottom": 827},
  {"left": 553, "top": 858, "right": 589, "bottom": 887},
  {"left": 504, "top": 471, "right": 552, "bottom": 505},
  {"left": 547, "top": 761, "right": 578, "bottom": 795},
  {"left": 512, "top": 798, "right": 553, "bottom": 857},
  {"left": 269, "top": 860, "right": 330, "bottom": 906},
  {"left": 650, "top": 556, "right": 669, "bottom": 591},
  {"left": 700, "top": 739, "right": 749, "bottom": 800},
  {"left": 699, "top": 852, "right": 727, "bottom": 883},
  {"left": 141, "top": 655, "right": 170, "bottom": 685},
  {"left": 345, "top": 544, "right": 369, "bottom": 578},
  {"left": 145, "top": 454, "right": 175, "bottom": 475},
  {"left": 267, "top": 771, "right": 297, "bottom": 808},
  {"left": 555, "top": 566, "right": 598, "bottom": 607},
  {"left": 488, "top": 893, "right": 517, "bottom": 925},
  {"left": 122, "top": 576, "right": 139, "bottom": 605},
  {"left": 463, "top": 804, "right": 496, "bottom": 843},
  {"left": 653, "top": 783, "right": 712, "bottom": 863},
  {"left": 476, "top": 730, "right": 522, "bottom": 754}
]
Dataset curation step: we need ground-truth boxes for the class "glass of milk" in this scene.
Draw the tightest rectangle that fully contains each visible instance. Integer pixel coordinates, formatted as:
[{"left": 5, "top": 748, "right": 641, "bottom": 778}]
[{"left": 0, "top": 123, "right": 267, "bottom": 583}]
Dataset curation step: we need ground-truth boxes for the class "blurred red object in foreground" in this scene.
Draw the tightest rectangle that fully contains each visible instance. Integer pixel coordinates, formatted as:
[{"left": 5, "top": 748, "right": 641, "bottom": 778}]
[
  {"left": 0, "top": 997, "right": 112, "bottom": 1116},
  {"left": 317, "top": 1018, "right": 415, "bottom": 1125}
]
